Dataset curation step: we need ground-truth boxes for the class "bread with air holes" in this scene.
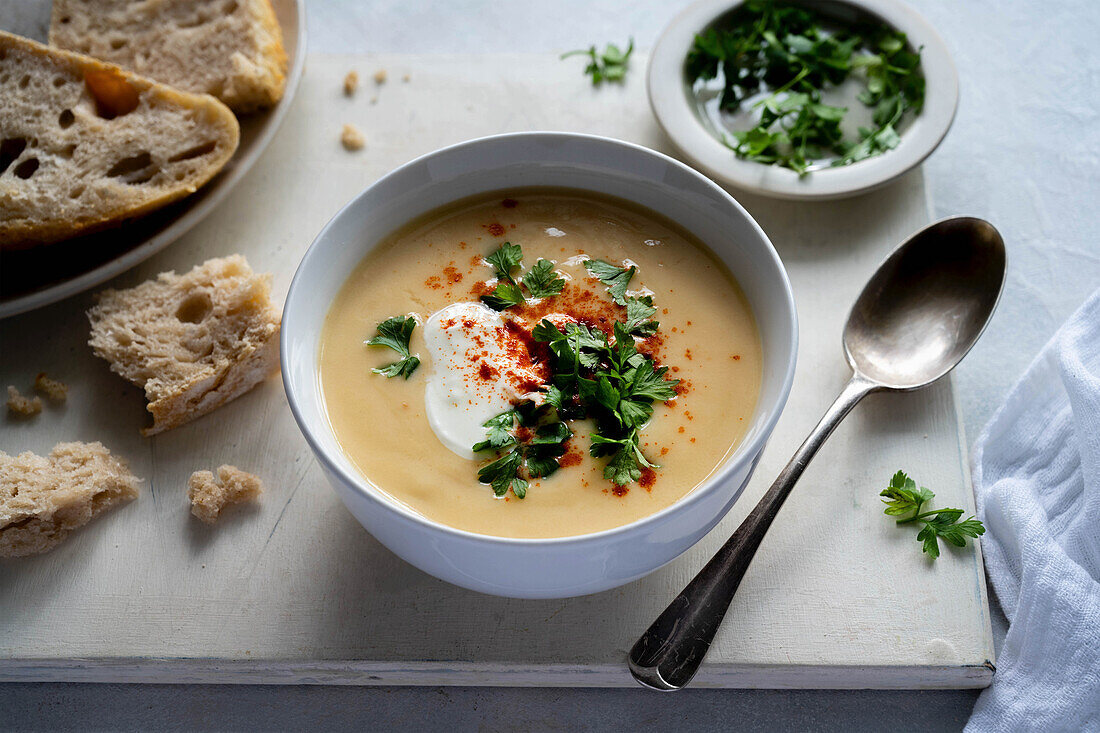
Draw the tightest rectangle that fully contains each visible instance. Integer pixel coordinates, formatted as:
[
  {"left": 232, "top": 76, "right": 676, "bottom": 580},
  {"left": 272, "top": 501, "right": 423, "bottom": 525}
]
[
  {"left": 50, "top": 0, "right": 287, "bottom": 114},
  {"left": 0, "top": 441, "right": 140, "bottom": 558},
  {"left": 87, "top": 255, "right": 281, "bottom": 436},
  {"left": 0, "top": 31, "right": 239, "bottom": 249}
]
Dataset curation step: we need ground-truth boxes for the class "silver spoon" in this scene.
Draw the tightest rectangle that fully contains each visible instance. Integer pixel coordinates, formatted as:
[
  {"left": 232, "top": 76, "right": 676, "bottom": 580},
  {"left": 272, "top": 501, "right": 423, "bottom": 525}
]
[{"left": 628, "top": 217, "right": 1006, "bottom": 691}]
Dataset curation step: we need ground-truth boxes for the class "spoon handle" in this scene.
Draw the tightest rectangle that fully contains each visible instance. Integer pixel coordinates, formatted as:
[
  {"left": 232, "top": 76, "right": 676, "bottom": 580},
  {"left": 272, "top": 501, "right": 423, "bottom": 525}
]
[{"left": 628, "top": 375, "right": 877, "bottom": 691}]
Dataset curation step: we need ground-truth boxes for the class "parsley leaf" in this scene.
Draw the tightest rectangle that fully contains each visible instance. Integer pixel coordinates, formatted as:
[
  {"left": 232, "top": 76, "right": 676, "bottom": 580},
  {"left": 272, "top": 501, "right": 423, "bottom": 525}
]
[
  {"left": 881, "top": 471, "right": 985, "bottom": 559},
  {"left": 562, "top": 39, "right": 634, "bottom": 85},
  {"left": 623, "top": 359, "right": 678, "bottom": 402},
  {"left": 478, "top": 450, "right": 527, "bottom": 498},
  {"left": 624, "top": 296, "right": 659, "bottom": 336},
  {"left": 485, "top": 242, "right": 523, "bottom": 283},
  {"left": 481, "top": 281, "right": 526, "bottom": 311},
  {"left": 525, "top": 422, "right": 571, "bottom": 479},
  {"left": 365, "top": 316, "right": 420, "bottom": 379},
  {"left": 522, "top": 259, "right": 567, "bottom": 299},
  {"left": 604, "top": 446, "right": 642, "bottom": 486},
  {"left": 584, "top": 259, "right": 636, "bottom": 305},
  {"left": 879, "top": 470, "right": 934, "bottom": 516},
  {"left": 472, "top": 410, "right": 518, "bottom": 453},
  {"left": 479, "top": 245, "right": 566, "bottom": 310},
  {"left": 591, "top": 430, "right": 658, "bottom": 487}
]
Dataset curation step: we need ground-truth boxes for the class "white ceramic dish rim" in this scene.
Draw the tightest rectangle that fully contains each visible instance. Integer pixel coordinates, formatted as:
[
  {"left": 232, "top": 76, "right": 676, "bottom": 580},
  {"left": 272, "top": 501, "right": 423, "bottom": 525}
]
[
  {"left": 647, "top": 0, "right": 959, "bottom": 200},
  {"left": 0, "top": 0, "right": 308, "bottom": 319},
  {"left": 281, "top": 131, "right": 798, "bottom": 548}
]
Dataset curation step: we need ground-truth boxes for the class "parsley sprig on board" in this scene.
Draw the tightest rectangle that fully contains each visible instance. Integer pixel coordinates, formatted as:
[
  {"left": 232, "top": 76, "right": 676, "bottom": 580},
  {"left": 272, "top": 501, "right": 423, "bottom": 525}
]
[
  {"left": 686, "top": 0, "right": 924, "bottom": 175},
  {"left": 881, "top": 471, "right": 985, "bottom": 559},
  {"left": 480, "top": 242, "right": 565, "bottom": 310},
  {"left": 365, "top": 316, "right": 420, "bottom": 379},
  {"left": 562, "top": 39, "right": 634, "bottom": 85}
]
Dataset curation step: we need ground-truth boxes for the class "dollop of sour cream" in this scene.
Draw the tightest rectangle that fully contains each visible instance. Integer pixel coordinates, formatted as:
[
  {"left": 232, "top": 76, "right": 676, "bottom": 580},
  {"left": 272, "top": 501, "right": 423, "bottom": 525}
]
[{"left": 422, "top": 302, "right": 546, "bottom": 460}]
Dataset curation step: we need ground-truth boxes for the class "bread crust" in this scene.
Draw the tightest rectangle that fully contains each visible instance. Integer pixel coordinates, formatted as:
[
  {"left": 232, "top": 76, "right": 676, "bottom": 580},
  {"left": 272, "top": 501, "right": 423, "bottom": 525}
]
[
  {"left": 0, "top": 31, "right": 240, "bottom": 249},
  {"left": 49, "top": 0, "right": 287, "bottom": 113}
]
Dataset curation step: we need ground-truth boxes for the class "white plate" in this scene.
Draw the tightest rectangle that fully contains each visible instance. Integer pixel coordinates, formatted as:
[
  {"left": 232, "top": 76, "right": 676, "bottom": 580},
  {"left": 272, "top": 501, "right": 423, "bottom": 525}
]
[
  {"left": 647, "top": 0, "right": 958, "bottom": 200},
  {"left": 0, "top": 0, "right": 306, "bottom": 318}
]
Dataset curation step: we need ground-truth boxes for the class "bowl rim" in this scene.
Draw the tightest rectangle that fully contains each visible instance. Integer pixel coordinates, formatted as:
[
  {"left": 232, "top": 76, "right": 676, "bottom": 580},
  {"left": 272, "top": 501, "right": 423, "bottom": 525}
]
[
  {"left": 281, "top": 130, "right": 798, "bottom": 547},
  {"left": 646, "top": 0, "right": 959, "bottom": 201}
]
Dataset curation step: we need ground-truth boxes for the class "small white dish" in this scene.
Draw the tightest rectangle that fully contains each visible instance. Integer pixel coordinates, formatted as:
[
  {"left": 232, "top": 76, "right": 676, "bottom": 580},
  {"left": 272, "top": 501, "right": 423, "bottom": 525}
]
[
  {"left": 0, "top": 0, "right": 306, "bottom": 318},
  {"left": 282, "top": 132, "right": 798, "bottom": 599},
  {"left": 647, "top": 0, "right": 958, "bottom": 201}
]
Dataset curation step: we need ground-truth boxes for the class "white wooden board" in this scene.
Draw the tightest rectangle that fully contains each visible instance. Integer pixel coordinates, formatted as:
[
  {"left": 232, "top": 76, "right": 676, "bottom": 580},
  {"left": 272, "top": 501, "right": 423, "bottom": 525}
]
[{"left": 0, "top": 54, "right": 994, "bottom": 688}]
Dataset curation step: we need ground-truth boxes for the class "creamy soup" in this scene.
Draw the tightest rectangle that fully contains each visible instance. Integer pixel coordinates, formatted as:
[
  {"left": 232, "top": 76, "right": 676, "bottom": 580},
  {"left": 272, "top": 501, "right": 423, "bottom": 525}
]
[{"left": 319, "top": 189, "right": 761, "bottom": 538}]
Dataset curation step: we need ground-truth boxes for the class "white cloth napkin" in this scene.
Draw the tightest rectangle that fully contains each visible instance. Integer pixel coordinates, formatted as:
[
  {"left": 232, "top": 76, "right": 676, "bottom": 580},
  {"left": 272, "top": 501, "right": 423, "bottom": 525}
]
[{"left": 966, "top": 288, "right": 1100, "bottom": 732}]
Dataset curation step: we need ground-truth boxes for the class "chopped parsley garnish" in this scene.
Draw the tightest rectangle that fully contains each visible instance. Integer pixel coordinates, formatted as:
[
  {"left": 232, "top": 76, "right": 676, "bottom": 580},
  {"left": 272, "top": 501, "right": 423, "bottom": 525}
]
[
  {"left": 474, "top": 407, "right": 571, "bottom": 499},
  {"left": 534, "top": 320, "right": 678, "bottom": 488},
  {"left": 562, "top": 39, "right": 634, "bottom": 85},
  {"left": 881, "top": 471, "right": 985, "bottom": 559},
  {"left": 365, "top": 316, "right": 420, "bottom": 379},
  {"left": 584, "top": 259, "right": 636, "bottom": 305},
  {"left": 363, "top": 247, "right": 682, "bottom": 499},
  {"left": 686, "top": 0, "right": 924, "bottom": 176},
  {"left": 480, "top": 243, "right": 566, "bottom": 310}
]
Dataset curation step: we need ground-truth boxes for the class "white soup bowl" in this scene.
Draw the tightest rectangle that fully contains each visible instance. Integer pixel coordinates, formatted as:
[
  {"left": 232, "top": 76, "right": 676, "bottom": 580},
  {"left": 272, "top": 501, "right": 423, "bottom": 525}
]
[{"left": 281, "top": 132, "right": 797, "bottom": 598}]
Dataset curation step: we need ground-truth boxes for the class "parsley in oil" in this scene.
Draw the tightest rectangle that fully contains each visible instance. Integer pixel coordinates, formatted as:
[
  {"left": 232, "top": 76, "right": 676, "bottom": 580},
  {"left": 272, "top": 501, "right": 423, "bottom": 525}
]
[{"left": 687, "top": 0, "right": 924, "bottom": 175}]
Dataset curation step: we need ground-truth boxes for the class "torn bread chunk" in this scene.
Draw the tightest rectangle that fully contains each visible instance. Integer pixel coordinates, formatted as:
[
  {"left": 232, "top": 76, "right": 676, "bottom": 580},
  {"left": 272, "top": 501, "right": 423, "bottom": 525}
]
[
  {"left": 49, "top": 0, "right": 287, "bottom": 114},
  {"left": 7, "top": 386, "right": 42, "bottom": 417},
  {"left": 87, "top": 255, "right": 281, "bottom": 435},
  {"left": 34, "top": 373, "right": 68, "bottom": 403},
  {"left": 188, "top": 465, "right": 263, "bottom": 524},
  {"left": 0, "top": 441, "right": 140, "bottom": 557}
]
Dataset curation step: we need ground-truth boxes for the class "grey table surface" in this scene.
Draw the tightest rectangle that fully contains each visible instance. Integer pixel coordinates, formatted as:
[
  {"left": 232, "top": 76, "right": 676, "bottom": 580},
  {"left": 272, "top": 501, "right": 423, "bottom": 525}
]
[{"left": 3, "top": 0, "right": 1098, "bottom": 730}]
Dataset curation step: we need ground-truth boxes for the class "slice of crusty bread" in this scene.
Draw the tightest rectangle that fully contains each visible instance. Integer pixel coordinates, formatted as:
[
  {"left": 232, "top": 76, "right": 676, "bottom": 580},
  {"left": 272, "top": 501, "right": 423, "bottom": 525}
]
[
  {"left": 188, "top": 464, "right": 263, "bottom": 524},
  {"left": 0, "top": 441, "right": 140, "bottom": 557},
  {"left": 87, "top": 255, "right": 281, "bottom": 435},
  {"left": 50, "top": 0, "right": 287, "bottom": 114},
  {"left": 0, "top": 31, "right": 240, "bottom": 249}
]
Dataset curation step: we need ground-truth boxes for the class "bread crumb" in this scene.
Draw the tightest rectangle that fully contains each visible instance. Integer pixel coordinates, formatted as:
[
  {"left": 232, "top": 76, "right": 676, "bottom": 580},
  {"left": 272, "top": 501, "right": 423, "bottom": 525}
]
[
  {"left": 7, "top": 386, "right": 42, "bottom": 417},
  {"left": 1, "top": 441, "right": 140, "bottom": 557},
  {"left": 188, "top": 465, "right": 263, "bottom": 524},
  {"left": 341, "top": 123, "right": 365, "bottom": 151},
  {"left": 343, "top": 70, "right": 359, "bottom": 96},
  {"left": 402, "top": 74, "right": 410, "bottom": 83},
  {"left": 373, "top": 68, "right": 387, "bottom": 84},
  {"left": 34, "top": 373, "right": 68, "bottom": 403},
  {"left": 370, "top": 96, "right": 378, "bottom": 105}
]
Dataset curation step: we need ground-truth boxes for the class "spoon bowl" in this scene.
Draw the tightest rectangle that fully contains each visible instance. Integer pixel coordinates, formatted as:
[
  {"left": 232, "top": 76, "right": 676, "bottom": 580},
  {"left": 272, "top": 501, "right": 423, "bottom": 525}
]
[
  {"left": 629, "top": 216, "right": 1005, "bottom": 691},
  {"left": 845, "top": 217, "right": 1006, "bottom": 389}
]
